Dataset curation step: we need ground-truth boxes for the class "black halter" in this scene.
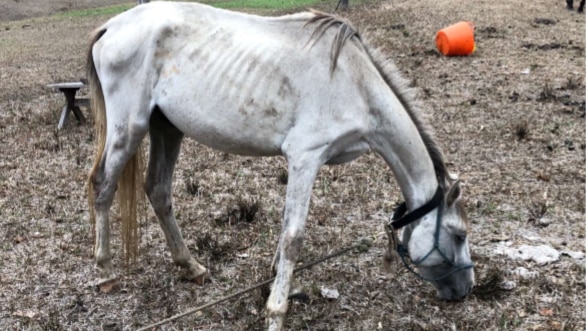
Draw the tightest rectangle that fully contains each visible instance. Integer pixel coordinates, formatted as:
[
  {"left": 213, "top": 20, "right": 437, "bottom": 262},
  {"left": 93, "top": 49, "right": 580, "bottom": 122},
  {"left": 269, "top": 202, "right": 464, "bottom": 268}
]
[
  {"left": 388, "top": 186, "right": 473, "bottom": 282},
  {"left": 390, "top": 186, "right": 444, "bottom": 230}
]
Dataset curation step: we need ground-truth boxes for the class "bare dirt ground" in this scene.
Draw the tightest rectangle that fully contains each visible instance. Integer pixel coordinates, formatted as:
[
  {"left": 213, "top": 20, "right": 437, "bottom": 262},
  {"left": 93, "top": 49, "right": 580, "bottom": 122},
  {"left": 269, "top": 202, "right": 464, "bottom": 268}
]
[
  {"left": 0, "top": 0, "right": 125, "bottom": 22},
  {"left": 0, "top": 0, "right": 585, "bottom": 330}
]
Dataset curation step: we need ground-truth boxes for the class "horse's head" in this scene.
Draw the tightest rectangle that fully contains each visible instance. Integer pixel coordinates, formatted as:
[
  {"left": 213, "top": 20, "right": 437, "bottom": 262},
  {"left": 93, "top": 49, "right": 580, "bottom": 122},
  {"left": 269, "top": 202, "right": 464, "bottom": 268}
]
[{"left": 399, "top": 181, "right": 474, "bottom": 301}]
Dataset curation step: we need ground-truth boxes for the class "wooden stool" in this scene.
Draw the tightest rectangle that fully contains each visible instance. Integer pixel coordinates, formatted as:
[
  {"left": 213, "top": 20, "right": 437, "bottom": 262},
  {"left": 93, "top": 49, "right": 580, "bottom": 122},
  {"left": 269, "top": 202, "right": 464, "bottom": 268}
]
[{"left": 47, "top": 81, "right": 88, "bottom": 130}]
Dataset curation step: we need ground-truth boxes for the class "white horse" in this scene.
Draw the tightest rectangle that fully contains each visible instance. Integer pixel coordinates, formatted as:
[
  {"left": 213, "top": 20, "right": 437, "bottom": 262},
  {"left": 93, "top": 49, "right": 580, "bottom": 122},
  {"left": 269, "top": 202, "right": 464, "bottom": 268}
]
[{"left": 87, "top": 2, "right": 474, "bottom": 330}]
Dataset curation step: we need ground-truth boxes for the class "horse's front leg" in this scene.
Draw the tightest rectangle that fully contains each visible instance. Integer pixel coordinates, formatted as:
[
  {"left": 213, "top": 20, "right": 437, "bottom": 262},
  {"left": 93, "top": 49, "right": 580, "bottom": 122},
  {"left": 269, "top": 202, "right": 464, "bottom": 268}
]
[{"left": 266, "top": 152, "right": 322, "bottom": 331}]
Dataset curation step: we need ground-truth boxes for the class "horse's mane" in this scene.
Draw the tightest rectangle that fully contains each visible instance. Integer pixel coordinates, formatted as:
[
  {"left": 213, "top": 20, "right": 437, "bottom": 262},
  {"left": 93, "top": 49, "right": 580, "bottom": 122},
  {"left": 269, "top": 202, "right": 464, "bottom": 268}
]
[
  {"left": 305, "top": 11, "right": 451, "bottom": 190},
  {"left": 305, "top": 10, "right": 361, "bottom": 74},
  {"left": 364, "top": 47, "right": 452, "bottom": 190}
]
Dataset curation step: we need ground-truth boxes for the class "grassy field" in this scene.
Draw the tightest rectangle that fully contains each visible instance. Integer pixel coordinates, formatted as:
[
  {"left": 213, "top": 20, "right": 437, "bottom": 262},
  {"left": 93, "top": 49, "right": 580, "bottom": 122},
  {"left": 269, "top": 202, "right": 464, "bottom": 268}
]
[
  {"left": 52, "top": 0, "right": 334, "bottom": 18},
  {"left": 8, "top": 0, "right": 345, "bottom": 20},
  {"left": 0, "top": 0, "right": 585, "bottom": 330}
]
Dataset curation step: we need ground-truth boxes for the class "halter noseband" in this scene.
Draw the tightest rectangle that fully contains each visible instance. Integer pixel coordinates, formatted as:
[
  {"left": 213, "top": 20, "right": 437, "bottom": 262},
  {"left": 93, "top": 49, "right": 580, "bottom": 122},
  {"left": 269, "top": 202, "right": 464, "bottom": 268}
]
[{"left": 387, "top": 186, "right": 473, "bottom": 282}]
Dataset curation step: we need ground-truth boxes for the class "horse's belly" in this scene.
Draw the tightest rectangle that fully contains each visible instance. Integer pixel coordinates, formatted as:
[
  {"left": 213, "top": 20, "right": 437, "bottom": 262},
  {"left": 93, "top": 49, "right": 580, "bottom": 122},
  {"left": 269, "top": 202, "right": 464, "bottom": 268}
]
[{"left": 160, "top": 104, "right": 289, "bottom": 156}]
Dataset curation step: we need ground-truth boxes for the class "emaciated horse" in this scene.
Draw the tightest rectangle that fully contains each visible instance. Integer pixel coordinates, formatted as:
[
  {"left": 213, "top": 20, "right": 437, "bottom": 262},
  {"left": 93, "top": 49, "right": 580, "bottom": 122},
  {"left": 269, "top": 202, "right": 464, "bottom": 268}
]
[{"left": 87, "top": 2, "right": 474, "bottom": 330}]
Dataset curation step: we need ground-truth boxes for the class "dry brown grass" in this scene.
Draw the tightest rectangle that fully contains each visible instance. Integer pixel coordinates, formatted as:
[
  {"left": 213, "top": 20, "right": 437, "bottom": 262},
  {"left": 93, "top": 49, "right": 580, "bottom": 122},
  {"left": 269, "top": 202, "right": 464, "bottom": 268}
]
[{"left": 0, "top": 0, "right": 585, "bottom": 330}]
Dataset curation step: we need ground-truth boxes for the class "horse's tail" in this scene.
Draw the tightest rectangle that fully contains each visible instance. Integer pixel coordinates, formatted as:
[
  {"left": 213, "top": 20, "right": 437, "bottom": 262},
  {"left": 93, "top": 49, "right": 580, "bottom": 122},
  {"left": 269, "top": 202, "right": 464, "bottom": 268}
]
[
  {"left": 86, "top": 28, "right": 106, "bottom": 237},
  {"left": 87, "top": 28, "right": 145, "bottom": 266}
]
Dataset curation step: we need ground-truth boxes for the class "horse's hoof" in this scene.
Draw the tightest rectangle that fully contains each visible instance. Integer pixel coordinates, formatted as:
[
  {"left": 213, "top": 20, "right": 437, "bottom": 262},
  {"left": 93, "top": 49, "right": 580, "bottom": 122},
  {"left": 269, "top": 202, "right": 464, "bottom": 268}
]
[
  {"left": 92, "top": 277, "right": 120, "bottom": 293},
  {"left": 266, "top": 316, "right": 285, "bottom": 331},
  {"left": 288, "top": 287, "right": 309, "bottom": 303},
  {"left": 190, "top": 271, "right": 209, "bottom": 285}
]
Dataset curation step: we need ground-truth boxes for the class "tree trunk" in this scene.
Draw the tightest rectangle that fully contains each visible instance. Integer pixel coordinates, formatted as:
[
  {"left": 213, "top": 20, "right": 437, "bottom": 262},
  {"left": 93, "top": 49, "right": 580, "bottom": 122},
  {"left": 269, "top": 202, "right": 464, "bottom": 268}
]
[{"left": 337, "top": 0, "right": 349, "bottom": 11}]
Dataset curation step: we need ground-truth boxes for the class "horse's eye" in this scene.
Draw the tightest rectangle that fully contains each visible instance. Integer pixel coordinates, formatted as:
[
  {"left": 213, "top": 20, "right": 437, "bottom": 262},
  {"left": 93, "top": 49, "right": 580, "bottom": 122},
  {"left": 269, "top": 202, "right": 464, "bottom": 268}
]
[{"left": 456, "top": 234, "right": 467, "bottom": 242}]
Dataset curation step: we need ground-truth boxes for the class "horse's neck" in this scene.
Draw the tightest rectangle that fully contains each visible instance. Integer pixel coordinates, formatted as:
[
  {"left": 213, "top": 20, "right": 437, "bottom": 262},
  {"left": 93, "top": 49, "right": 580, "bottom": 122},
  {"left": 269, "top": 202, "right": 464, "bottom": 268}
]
[
  {"left": 369, "top": 98, "right": 440, "bottom": 210},
  {"left": 396, "top": 159, "right": 439, "bottom": 212}
]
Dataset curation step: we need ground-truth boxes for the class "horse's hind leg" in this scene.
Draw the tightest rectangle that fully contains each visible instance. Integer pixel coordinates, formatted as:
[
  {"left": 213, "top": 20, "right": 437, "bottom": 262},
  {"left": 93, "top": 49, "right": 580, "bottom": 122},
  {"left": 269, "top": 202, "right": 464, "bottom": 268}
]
[
  {"left": 145, "top": 109, "right": 207, "bottom": 284},
  {"left": 92, "top": 119, "right": 148, "bottom": 281}
]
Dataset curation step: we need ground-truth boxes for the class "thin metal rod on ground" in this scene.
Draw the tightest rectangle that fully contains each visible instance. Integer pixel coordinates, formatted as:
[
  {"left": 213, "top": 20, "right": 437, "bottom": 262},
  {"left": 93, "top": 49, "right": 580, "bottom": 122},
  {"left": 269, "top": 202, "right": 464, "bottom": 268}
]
[{"left": 136, "top": 237, "right": 377, "bottom": 331}]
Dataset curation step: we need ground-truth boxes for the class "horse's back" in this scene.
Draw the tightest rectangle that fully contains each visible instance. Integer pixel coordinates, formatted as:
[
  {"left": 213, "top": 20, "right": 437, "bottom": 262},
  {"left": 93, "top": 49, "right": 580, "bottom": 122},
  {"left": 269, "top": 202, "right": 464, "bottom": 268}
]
[{"left": 92, "top": 2, "right": 376, "bottom": 157}]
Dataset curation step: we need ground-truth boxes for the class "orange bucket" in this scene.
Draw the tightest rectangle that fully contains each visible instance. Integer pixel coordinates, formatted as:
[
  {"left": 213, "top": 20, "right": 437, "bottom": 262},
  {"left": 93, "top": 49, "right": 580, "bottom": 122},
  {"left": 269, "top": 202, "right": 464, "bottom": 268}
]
[{"left": 436, "top": 21, "right": 475, "bottom": 56}]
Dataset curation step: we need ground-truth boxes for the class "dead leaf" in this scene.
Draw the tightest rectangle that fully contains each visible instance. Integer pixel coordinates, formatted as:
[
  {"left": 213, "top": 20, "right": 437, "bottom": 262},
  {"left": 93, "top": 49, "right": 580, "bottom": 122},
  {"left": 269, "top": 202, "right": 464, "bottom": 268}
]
[
  {"left": 12, "top": 235, "right": 26, "bottom": 244},
  {"left": 13, "top": 310, "right": 38, "bottom": 319},
  {"left": 98, "top": 278, "right": 119, "bottom": 294},
  {"left": 536, "top": 172, "right": 551, "bottom": 182},
  {"left": 490, "top": 234, "right": 510, "bottom": 242},
  {"left": 549, "top": 321, "right": 563, "bottom": 330},
  {"left": 539, "top": 307, "right": 553, "bottom": 316}
]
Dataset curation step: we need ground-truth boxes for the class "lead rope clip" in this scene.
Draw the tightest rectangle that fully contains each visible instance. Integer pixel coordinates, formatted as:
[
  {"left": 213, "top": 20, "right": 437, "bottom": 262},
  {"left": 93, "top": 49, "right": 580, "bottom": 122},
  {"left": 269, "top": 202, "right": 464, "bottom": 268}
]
[{"left": 383, "top": 223, "right": 400, "bottom": 273}]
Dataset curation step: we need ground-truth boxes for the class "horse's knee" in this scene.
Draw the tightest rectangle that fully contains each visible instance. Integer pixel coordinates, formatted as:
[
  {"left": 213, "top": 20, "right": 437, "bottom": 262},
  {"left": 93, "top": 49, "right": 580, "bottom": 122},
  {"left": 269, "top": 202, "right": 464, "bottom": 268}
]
[
  {"left": 273, "top": 227, "right": 304, "bottom": 272},
  {"left": 281, "top": 228, "right": 304, "bottom": 262}
]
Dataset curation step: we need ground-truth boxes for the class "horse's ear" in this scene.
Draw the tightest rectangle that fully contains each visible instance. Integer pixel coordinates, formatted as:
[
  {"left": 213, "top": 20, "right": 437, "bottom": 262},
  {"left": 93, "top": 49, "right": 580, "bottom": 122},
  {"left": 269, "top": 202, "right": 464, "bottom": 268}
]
[{"left": 446, "top": 180, "right": 462, "bottom": 207}]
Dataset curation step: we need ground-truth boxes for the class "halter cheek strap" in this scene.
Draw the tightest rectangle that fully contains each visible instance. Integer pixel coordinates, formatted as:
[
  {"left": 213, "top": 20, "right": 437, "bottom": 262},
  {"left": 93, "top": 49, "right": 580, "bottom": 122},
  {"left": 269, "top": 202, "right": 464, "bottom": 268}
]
[{"left": 387, "top": 186, "right": 474, "bottom": 282}]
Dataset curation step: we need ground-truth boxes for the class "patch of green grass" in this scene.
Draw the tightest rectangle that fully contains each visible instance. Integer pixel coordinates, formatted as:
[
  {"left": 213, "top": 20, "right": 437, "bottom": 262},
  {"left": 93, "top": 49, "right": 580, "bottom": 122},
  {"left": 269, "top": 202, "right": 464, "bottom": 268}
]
[
  {"left": 54, "top": 0, "right": 330, "bottom": 19},
  {"left": 202, "top": 0, "right": 330, "bottom": 10}
]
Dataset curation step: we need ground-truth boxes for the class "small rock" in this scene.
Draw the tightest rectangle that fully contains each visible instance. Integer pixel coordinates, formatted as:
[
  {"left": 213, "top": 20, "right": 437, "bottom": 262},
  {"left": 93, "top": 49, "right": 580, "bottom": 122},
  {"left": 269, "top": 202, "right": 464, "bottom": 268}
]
[
  {"left": 539, "top": 295, "right": 556, "bottom": 303},
  {"left": 511, "top": 267, "right": 538, "bottom": 279},
  {"left": 519, "top": 230, "right": 544, "bottom": 242},
  {"left": 320, "top": 286, "right": 340, "bottom": 300},
  {"left": 494, "top": 244, "right": 560, "bottom": 265},
  {"left": 537, "top": 217, "right": 554, "bottom": 227},
  {"left": 499, "top": 280, "right": 516, "bottom": 291}
]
